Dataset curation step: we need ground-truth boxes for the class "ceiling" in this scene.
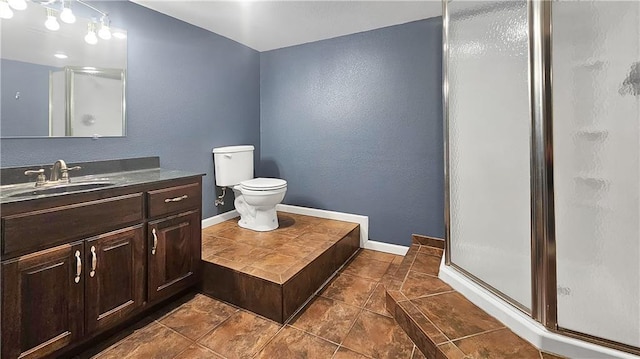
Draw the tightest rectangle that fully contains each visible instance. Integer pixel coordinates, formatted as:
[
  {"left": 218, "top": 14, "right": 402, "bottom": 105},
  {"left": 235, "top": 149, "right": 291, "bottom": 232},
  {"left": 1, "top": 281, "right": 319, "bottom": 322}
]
[{"left": 131, "top": 1, "right": 442, "bottom": 52}]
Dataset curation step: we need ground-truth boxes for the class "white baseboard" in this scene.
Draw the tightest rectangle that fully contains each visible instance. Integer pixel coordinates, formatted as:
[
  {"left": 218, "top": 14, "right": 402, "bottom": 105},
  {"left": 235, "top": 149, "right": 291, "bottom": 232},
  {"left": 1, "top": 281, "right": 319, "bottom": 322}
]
[
  {"left": 363, "top": 240, "right": 409, "bottom": 256},
  {"left": 276, "top": 204, "right": 369, "bottom": 247},
  {"left": 277, "top": 204, "right": 409, "bottom": 256},
  {"left": 439, "top": 263, "right": 639, "bottom": 359},
  {"left": 202, "top": 205, "right": 409, "bottom": 257},
  {"left": 201, "top": 210, "right": 239, "bottom": 229}
]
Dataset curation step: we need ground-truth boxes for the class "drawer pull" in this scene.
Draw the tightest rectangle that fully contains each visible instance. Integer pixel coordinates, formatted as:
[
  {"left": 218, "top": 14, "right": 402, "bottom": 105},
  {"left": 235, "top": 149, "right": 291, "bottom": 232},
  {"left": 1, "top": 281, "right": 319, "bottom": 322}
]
[
  {"left": 151, "top": 228, "right": 158, "bottom": 255},
  {"left": 90, "top": 246, "right": 97, "bottom": 277},
  {"left": 164, "top": 195, "right": 188, "bottom": 203},
  {"left": 74, "top": 250, "right": 82, "bottom": 283}
]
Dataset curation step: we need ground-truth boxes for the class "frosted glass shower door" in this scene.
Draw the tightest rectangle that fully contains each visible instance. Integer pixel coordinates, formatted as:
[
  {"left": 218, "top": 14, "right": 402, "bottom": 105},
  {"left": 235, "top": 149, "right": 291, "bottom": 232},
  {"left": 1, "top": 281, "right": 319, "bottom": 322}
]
[
  {"left": 553, "top": 0, "right": 640, "bottom": 347},
  {"left": 447, "top": 0, "right": 532, "bottom": 310}
]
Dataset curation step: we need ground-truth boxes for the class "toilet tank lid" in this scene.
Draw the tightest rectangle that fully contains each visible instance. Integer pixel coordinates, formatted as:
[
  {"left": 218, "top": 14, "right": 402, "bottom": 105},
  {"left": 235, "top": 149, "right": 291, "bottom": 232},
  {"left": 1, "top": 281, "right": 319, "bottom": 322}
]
[{"left": 213, "top": 145, "right": 255, "bottom": 154}]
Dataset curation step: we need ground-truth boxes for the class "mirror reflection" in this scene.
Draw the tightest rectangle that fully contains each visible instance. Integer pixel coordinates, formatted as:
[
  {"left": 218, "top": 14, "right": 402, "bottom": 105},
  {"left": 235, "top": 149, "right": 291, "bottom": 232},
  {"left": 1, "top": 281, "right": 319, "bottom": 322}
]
[{"left": 1, "top": 0, "right": 127, "bottom": 138}]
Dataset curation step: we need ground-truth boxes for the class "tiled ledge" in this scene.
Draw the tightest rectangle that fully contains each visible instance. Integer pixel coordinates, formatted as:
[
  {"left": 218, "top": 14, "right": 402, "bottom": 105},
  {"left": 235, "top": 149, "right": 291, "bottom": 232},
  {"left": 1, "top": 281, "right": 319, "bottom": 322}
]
[{"left": 384, "top": 238, "right": 565, "bottom": 359}]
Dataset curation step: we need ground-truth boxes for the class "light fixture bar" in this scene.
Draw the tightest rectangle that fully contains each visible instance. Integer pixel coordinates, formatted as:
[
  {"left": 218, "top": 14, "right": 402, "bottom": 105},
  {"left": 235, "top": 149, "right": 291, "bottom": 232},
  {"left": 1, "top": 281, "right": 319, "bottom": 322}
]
[{"left": 75, "top": 0, "right": 106, "bottom": 17}]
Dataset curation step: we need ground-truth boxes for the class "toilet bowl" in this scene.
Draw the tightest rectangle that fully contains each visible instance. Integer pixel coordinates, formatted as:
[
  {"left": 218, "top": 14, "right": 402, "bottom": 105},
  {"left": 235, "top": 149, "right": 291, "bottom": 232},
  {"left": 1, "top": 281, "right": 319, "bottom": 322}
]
[
  {"left": 212, "top": 145, "right": 287, "bottom": 232},
  {"left": 233, "top": 178, "right": 287, "bottom": 231}
]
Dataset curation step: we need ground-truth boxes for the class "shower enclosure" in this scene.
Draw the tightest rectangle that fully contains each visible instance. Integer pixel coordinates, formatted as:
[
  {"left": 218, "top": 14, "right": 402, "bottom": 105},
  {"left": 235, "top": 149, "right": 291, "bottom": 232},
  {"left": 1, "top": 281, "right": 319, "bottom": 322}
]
[{"left": 443, "top": 0, "right": 640, "bottom": 356}]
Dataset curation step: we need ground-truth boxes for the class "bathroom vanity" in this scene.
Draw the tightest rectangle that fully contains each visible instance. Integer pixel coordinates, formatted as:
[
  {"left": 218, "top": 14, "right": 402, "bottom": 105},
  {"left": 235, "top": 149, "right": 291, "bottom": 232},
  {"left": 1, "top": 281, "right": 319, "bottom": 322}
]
[{"left": 0, "top": 157, "right": 203, "bottom": 359}]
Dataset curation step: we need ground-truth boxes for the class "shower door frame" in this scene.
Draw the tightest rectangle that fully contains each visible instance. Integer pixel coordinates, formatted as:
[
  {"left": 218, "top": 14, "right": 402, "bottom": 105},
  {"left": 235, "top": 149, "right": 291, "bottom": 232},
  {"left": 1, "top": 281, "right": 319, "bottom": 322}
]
[
  {"left": 443, "top": 0, "right": 640, "bottom": 355},
  {"left": 442, "top": 0, "right": 536, "bottom": 317}
]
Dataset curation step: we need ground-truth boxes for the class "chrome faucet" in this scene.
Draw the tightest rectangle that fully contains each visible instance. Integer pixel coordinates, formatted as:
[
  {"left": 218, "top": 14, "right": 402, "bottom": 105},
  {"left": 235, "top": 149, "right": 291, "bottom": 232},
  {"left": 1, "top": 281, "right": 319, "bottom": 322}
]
[{"left": 50, "top": 160, "right": 81, "bottom": 183}]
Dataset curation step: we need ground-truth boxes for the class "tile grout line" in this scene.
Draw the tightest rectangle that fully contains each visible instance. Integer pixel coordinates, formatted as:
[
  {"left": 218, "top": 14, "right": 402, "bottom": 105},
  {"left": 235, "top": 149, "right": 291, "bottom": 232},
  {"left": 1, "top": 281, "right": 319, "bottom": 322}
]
[
  {"left": 249, "top": 323, "right": 288, "bottom": 359},
  {"left": 286, "top": 323, "right": 343, "bottom": 347},
  {"left": 400, "top": 302, "right": 451, "bottom": 346},
  {"left": 184, "top": 310, "right": 240, "bottom": 358},
  {"left": 406, "top": 289, "right": 457, "bottom": 301},
  {"left": 399, "top": 247, "right": 420, "bottom": 286},
  {"left": 192, "top": 308, "right": 241, "bottom": 343},
  {"left": 408, "top": 299, "right": 454, "bottom": 343},
  {"left": 447, "top": 326, "right": 507, "bottom": 343},
  {"left": 337, "top": 307, "right": 368, "bottom": 354}
]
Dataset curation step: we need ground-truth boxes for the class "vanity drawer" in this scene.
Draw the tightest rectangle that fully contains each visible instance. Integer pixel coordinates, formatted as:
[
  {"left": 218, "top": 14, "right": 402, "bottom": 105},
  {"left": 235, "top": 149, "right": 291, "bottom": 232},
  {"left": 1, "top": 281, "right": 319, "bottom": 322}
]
[
  {"left": 2, "top": 193, "right": 143, "bottom": 256},
  {"left": 147, "top": 182, "right": 201, "bottom": 218}
]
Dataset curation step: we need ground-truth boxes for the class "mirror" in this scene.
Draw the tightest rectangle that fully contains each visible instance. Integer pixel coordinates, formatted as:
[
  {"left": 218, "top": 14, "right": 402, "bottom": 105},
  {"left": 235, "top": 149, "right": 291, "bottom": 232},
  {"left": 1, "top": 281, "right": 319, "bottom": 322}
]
[{"left": 0, "top": 1, "right": 127, "bottom": 138}]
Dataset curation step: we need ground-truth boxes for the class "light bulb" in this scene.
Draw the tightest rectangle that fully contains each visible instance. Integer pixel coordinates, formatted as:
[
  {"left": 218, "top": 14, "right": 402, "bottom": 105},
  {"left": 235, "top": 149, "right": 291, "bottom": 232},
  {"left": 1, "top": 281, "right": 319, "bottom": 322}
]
[
  {"left": 59, "top": 2, "right": 75, "bottom": 24},
  {"left": 0, "top": 1, "right": 13, "bottom": 19},
  {"left": 98, "top": 25, "right": 111, "bottom": 40},
  {"left": 98, "top": 16, "right": 111, "bottom": 40},
  {"left": 45, "top": 9, "right": 60, "bottom": 31},
  {"left": 7, "top": 0, "right": 25, "bottom": 11},
  {"left": 84, "top": 23, "right": 97, "bottom": 45}
]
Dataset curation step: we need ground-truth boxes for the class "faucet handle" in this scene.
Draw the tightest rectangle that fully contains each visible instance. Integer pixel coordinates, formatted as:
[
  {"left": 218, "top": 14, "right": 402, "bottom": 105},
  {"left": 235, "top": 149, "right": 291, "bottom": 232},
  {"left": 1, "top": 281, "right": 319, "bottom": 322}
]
[
  {"left": 24, "top": 169, "right": 47, "bottom": 187},
  {"left": 61, "top": 165, "right": 82, "bottom": 182}
]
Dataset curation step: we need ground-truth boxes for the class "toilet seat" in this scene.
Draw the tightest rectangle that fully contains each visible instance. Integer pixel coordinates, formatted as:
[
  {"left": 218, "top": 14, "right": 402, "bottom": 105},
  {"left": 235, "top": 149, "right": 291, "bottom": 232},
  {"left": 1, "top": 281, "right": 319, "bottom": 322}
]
[{"left": 240, "top": 178, "right": 287, "bottom": 191}]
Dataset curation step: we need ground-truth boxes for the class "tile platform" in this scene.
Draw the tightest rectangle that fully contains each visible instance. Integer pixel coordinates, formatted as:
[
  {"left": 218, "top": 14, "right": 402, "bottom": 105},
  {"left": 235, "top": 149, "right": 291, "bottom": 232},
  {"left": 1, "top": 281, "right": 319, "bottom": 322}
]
[
  {"left": 384, "top": 236, "right": 567, "bottom": 359},
  {"left": 200, "top": 212, "right": 360, "bottom": 323}
]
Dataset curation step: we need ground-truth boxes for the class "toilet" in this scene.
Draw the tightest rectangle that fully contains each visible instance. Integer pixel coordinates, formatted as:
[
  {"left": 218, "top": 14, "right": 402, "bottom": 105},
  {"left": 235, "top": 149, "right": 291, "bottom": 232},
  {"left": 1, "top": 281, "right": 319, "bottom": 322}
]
[{"left": 212, "top": 145, "right": 287, "bottom": 231}]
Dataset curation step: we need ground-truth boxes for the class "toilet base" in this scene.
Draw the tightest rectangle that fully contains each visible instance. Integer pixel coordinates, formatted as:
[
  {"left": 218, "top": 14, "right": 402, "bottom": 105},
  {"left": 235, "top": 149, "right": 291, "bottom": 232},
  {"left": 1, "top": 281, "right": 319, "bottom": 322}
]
[
  {"left": 237, "top": 207, "right": 279, "bottom": 232},
  {"left": 233, "top": 187, "right": 281, "bottom": 232}
]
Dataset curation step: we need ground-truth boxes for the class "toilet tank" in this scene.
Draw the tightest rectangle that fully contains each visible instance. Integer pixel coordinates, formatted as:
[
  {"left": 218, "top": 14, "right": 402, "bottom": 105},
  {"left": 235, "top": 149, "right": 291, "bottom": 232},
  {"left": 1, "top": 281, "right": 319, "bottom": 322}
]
[{"left": 212, "top": 145, "right": 254, "bottom": 187}]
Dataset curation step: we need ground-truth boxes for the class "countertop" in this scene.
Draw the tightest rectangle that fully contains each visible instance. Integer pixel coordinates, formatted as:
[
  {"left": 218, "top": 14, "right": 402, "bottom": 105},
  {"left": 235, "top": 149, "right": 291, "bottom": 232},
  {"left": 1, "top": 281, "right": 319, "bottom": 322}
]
[{"left": 0, "top": 168, "right": 204, "bottom": 204}]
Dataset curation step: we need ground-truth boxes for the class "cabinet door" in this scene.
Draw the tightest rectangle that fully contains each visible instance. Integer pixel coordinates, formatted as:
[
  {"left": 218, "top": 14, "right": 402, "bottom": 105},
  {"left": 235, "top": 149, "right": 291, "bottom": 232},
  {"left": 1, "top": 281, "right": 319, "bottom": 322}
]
[
  {"left": 85, "top": 225, "right": 145, "bottom": 334},
  {"left": 1, "top": 242, "right": 84, "bottom": 359},
  {"left": 148, "top": 210, "right": 201, "bottom": 302}
]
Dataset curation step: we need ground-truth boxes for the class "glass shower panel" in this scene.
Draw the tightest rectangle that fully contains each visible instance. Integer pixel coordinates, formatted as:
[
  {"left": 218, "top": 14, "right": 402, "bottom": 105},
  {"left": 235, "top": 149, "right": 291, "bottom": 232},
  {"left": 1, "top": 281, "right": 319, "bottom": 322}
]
[
  {"left": 553, "top": 1, "right": 640, "bottom": 347},
  {"left": 448, "top": 0, "right": 532, "bottom": 310}
]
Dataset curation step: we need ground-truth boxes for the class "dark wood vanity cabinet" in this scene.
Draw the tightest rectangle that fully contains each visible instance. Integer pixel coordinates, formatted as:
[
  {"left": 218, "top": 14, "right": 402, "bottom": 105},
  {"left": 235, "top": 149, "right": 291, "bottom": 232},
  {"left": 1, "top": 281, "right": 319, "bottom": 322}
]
[
  {"left": 85, "top": 225, "right": 145, "bottom": 334},
  {"left": 1, "top": 241, "right": 85, "bottom": 359},
  {"left": 1, "top": 176, "right": 202, "bottom": 359},
  {"left": 148, "top": 210, "right": 201, "bottom": 302},
  {"left": 147, "top": 181, "right": 202, "bottom": 303}
]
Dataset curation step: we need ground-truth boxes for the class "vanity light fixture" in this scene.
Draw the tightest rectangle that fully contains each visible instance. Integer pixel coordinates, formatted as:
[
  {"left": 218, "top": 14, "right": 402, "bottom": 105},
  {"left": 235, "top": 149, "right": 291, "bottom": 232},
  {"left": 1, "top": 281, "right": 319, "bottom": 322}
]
[
  {"left": 84, "top": 21, "right": 97, "bottom": 45},
  {"left": 59, "top": 0, "right": 75, "bottom": 24},
  {"left": 98, "top": 14, "right": 111, "bottom": 40},
  {"left": 45, "top": 8, "right": 60, "bottom": 31},
  {"left": 1, "top": 0, "right": 117, "bottom": 45},
  {"left": 0, "top": 0, "right": 13, "bottom": 19},
  {"left": 7, "top": 0, "right": 26, "bottom": 11}
]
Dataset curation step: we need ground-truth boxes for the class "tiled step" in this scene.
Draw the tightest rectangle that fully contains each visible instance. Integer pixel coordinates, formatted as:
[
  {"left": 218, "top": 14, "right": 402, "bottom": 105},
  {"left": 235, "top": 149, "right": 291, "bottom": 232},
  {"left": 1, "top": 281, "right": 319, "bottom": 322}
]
[
  {"left": 200, "top": 212, "right": 360, "bottom": 323},
  {"left": 384, "top": 236, "right": 565, "bottom": 359}
]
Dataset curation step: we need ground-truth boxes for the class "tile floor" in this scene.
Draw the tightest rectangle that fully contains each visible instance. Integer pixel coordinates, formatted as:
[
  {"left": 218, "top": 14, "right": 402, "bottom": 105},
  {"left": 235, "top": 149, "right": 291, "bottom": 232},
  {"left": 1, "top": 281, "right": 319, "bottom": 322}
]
[{"left": 82, "top": 249, "right": 425, "bottom": 359}]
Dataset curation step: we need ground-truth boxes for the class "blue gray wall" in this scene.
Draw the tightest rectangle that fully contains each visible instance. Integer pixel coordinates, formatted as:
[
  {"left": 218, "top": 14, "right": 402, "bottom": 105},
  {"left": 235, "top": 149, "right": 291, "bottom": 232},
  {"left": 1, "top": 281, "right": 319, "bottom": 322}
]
[
  {"left": 259, "top": 18, "right": 444, "bottom": 246},
  {"left": 1, "top": 60, "right": 57, "bottom": 137},
  {"left": 0, "top": 1, "right": 261, "bottom": 219}
]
